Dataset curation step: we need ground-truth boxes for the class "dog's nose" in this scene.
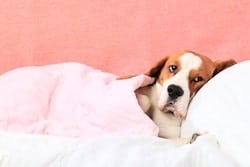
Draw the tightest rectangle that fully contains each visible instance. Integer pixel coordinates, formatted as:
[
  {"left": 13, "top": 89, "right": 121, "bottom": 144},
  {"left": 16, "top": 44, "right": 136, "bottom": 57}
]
[{"left": 167, "top": 84, "right": 184, "bottom": 99}]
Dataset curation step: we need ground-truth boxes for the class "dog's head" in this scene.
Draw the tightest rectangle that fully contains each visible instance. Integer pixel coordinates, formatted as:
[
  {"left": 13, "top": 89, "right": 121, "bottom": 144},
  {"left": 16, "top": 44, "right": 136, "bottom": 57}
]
[{"left": 147, "top": 50, "right": 236, "bottom": 118}]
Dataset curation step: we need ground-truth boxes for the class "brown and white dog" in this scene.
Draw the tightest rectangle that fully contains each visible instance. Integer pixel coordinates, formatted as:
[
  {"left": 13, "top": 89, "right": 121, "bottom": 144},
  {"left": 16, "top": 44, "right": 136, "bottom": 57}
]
[{"left": 122, "top": 50, "right": 236, "bottom": 143}]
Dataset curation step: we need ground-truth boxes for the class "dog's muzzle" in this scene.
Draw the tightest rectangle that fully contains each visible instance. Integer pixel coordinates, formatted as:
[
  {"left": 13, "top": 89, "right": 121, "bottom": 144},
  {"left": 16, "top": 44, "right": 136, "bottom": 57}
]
[{"left": 161, "top": 84, "right": 185, "bottom": 118}]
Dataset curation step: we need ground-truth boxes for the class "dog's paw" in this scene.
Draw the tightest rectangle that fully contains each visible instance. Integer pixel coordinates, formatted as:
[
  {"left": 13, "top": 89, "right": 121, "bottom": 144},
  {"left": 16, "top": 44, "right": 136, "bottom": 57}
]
[{"left": 192, "top": 133, "right": 220, "bottom": 147}]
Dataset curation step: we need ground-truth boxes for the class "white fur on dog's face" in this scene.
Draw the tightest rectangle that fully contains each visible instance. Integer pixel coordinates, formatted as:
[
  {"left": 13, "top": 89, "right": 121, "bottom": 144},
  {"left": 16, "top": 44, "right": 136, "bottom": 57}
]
[{"left": 156, "top": 53, "right": 202, "bottom": 118}]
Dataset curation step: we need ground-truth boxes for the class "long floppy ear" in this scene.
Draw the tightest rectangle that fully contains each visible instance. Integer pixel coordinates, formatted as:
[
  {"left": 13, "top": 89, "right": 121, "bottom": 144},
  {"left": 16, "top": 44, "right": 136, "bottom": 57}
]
[
  {"left": 146, "top": 57, "right": 168, "bottom": 78},
  {"left": 213, "top": 59, "right": 237, "bottom": 76}
]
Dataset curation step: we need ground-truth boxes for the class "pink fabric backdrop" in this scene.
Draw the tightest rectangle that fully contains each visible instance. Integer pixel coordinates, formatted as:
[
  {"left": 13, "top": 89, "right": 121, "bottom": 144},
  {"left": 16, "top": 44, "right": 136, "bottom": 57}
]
[{"left": 0, "top": 0, "right": 249, "bottom": 75}]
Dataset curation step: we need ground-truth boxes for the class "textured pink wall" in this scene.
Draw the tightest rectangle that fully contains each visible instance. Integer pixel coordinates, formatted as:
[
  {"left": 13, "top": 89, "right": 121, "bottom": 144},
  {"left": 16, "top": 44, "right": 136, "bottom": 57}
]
[{"left": 0, "top": 0, "right": 249, "bottom": 75}]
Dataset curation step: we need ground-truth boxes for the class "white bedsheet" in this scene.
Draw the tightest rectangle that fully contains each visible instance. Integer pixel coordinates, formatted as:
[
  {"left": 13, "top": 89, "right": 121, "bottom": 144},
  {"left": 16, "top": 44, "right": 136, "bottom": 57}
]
[{"left": 0, "top": 132, "right": 236, "bottom": 167}]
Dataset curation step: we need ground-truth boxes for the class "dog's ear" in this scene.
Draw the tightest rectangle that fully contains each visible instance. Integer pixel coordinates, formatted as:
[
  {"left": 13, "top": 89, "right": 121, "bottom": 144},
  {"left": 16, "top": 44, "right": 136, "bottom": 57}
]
[
  {"left": 213, "top": 59, "right": 237, "bottom": 76},
  {"left": 146, "top": 57, "right": 168, "bottom": 78}
]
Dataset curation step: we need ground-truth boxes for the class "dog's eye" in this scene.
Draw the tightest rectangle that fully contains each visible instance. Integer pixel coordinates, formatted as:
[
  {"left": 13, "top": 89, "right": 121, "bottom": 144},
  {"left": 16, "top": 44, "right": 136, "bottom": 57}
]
[
  {"left": 193, "top": 76, "right": 203, "bottom": 83},
  {"left": 169, "top": 65, "right": 177, "bottom": 73}
]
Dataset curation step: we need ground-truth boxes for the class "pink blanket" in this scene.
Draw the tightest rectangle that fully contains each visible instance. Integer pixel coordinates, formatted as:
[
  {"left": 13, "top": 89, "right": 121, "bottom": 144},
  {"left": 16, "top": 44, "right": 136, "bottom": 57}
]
[{"left": 0, "top": 63, "right": 158, "bottom": 138}]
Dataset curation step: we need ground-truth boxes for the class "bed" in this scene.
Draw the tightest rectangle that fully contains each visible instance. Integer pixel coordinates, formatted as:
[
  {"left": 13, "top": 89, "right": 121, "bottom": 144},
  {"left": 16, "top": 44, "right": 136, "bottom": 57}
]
[
  {"left": 0, "top": 61, "right": 249, "bottom": 166},
  {"left": 0, "top": 0, "right": 250, "bottom": 166}
]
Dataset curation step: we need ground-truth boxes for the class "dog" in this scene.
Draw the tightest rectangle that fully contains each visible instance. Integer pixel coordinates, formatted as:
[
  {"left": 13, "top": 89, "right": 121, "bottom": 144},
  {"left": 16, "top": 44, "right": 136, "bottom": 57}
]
[{"left": 120, "top": 50, "right": 236, "bottom": 143}]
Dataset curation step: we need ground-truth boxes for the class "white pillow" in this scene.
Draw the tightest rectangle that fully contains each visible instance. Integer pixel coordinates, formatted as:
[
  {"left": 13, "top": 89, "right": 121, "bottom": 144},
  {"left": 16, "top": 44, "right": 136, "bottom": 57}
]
[{"left": 181, "top": 60, "right": 250, "bottom": 167}]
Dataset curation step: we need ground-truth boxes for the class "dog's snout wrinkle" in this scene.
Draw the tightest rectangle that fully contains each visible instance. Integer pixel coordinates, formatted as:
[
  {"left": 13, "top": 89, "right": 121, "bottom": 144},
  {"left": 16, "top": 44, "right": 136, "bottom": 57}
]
[{"left": 167, "top": 84, "right": 184, "bottom": 99}]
